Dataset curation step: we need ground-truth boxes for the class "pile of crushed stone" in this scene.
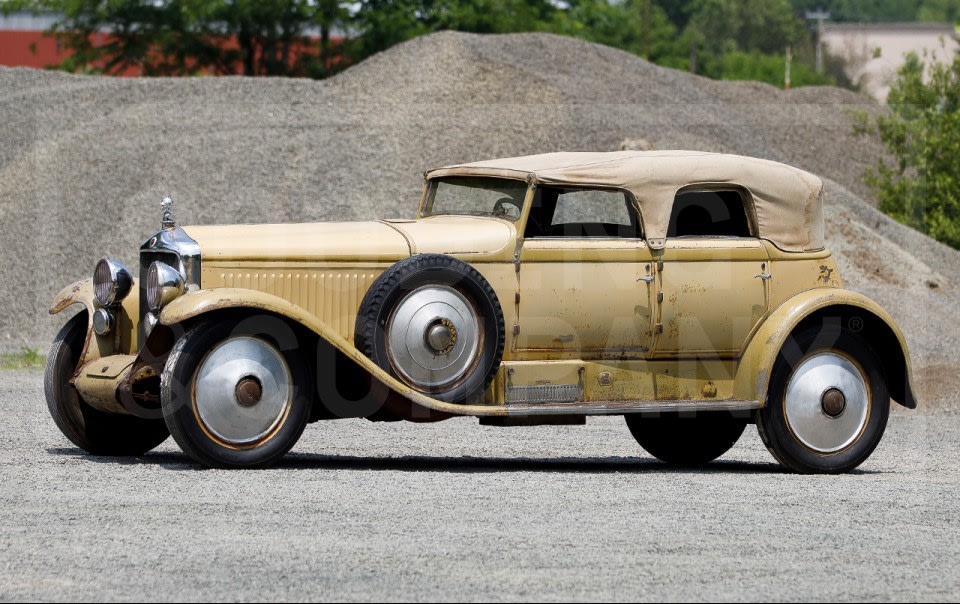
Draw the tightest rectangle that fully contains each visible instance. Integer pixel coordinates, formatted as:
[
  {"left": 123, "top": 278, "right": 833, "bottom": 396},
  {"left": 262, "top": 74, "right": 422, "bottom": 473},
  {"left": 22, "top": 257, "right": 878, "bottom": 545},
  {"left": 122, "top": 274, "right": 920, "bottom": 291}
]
[{"left": 1, "top": 31, "right": 957, "bottom": 409}]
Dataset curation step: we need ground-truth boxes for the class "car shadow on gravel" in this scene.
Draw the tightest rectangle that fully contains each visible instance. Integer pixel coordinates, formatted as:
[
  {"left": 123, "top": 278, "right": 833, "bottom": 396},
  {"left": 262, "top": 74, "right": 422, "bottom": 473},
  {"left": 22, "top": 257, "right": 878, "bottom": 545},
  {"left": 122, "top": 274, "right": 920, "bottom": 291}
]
[{"left": 46, "top": 447, "right": 882, "bottom": 475}]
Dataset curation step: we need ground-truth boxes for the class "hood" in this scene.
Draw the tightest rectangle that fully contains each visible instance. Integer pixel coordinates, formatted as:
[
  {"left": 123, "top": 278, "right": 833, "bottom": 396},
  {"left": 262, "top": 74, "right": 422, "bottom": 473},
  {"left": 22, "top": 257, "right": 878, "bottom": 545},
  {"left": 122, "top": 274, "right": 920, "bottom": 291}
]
[{"left": 183, "top": 216, "right": 515, "bottom": 262}]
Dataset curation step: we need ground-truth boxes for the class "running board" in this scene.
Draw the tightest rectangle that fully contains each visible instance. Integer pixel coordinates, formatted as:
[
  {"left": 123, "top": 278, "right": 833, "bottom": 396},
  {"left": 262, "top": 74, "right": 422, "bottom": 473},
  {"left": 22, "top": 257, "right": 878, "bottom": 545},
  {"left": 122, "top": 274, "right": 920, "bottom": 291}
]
[{"left": 503, "top": 399, "right": 761, "bottom": 416}]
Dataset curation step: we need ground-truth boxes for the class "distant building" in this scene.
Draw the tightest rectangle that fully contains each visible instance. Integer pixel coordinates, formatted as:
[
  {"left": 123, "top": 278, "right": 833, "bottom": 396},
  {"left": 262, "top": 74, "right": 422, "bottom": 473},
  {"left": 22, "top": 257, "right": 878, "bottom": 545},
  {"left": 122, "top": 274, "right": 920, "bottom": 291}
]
[
  {"left": 0, "top": 12, "right": 71, "bottom": 71},
  {"left": 0, "top": 11, "right": 343, "bottom": 76},
  {"left": 822, "top": 22, "right": 959, "bottom": 102}
]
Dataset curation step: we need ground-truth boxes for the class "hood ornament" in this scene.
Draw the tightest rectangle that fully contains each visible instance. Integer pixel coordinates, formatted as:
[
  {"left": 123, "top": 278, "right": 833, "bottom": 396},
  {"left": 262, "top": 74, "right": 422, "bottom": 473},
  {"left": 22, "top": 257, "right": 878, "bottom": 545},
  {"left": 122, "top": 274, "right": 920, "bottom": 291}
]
[{"left": 160, "top": 195, "right": 176, "bottom": 230}]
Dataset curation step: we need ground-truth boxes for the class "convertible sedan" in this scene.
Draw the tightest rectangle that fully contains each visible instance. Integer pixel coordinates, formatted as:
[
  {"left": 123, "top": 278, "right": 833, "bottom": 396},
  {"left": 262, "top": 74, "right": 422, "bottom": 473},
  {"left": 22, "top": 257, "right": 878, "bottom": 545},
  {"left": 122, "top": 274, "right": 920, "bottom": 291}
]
[{"left": 46, "top": 151, "right": 915, "bottom": 472}]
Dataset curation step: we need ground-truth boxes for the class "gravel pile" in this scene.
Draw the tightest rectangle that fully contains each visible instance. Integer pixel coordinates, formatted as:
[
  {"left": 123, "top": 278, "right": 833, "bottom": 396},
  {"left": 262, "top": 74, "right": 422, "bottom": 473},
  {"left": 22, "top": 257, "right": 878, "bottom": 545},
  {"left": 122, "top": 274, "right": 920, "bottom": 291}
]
[{"left": 1, "top": 31, "right": 957, "bottom": 407}]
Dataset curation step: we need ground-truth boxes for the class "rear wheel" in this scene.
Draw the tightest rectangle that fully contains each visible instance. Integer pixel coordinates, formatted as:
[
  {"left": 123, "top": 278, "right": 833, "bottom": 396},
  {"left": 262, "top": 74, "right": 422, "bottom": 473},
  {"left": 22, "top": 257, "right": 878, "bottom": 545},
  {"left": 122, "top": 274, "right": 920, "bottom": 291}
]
[
  {"left": 160, "top": 317, "right": 312, "bottom": 468},
  {"left": 625, "top": 412, "right": 747, "bottom": 466},
  {"left": 45, "top": 312, "right": 169, "bottom": 456},
  {"left": 757, "top": 324, "right": 889, "bottom": 474}
]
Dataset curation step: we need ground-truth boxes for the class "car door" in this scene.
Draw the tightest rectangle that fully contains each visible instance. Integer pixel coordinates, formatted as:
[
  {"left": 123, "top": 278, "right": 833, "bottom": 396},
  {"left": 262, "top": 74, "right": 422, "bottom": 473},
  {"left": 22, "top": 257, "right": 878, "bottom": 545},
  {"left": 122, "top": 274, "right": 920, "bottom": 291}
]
[
  {"left": 515, "top": 186, "right": 656, "bottom": 357},
  {"left": 651, "top": 187, "right": 770, "bottom": 357}
]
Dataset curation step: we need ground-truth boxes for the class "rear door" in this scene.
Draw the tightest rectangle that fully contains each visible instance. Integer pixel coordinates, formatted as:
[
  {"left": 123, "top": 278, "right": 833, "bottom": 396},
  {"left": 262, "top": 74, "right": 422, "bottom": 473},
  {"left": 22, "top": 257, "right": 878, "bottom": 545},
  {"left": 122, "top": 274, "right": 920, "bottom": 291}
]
[{"left": 652, "top": 188, "right": 770, "bottom": 357}]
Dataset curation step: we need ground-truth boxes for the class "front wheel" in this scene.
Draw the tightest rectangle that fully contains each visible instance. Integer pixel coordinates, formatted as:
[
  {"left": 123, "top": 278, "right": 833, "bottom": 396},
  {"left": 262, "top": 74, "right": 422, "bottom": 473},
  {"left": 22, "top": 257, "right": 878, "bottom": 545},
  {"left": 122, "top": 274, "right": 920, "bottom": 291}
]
[
  {"left": 45, "top": 312, "right": 169, "bottom": 456},
  {"left": 625, "top": 412, "right": 747, "bottom": 466},
  {"left": 160, "top": 317, "right": 312, "bottom": 468},
  {"left": 756, "top": 324, "right": 889, "bottom": 474}
]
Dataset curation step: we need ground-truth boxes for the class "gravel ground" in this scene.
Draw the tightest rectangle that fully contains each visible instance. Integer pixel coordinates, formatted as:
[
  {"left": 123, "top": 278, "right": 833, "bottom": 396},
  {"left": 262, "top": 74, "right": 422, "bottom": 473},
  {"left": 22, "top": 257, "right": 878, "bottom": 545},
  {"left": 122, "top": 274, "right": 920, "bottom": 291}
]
[{"left": 2, "top": 369, "right": 959, "bottom": 602}]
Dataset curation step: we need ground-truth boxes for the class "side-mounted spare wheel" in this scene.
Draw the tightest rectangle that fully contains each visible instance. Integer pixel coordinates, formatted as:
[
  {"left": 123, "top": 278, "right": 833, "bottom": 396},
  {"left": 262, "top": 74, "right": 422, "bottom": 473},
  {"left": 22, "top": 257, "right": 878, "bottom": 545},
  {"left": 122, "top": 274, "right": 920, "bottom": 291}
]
[
  {"left": 160, "top": 316, "right": 313, "bottom": 468},
  {"left": 355, "top": 254, "right": 505, "bottom": 405},
  {"left": 45, "top": 312, "right": 170, "bottom": 456}
]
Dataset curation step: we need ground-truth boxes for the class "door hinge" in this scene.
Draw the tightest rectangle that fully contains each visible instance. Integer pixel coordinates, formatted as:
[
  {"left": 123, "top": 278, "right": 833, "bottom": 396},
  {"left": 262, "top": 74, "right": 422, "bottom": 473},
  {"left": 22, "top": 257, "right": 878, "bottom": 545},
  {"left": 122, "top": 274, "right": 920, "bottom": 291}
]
[
  {"left": 513, "top": 324, "right": 520, "bottom": 336},
  {"left": 655, "top": 323, "right": 663, "bottom": 334},
  {"left": 657, "top": 291, "right": 663, "bottom": 303},
  {"left": 515, "top": 292, "right": 521, "bottom": 304}
]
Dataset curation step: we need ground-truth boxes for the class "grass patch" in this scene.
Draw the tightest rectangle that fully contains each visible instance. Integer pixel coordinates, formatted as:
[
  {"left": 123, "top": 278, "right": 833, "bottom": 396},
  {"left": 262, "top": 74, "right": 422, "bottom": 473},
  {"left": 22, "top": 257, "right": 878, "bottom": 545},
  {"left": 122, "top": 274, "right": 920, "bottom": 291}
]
[{"left": 1, "top": 347, "right": 47, "bottom": 370}]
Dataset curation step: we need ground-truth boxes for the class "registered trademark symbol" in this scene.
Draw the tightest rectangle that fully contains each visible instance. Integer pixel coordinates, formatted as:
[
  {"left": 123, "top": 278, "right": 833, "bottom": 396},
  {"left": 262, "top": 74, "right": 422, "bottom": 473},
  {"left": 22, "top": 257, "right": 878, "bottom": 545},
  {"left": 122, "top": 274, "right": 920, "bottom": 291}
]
[{"left": 849, "top": 317, "right": 864, "bottom": 332}]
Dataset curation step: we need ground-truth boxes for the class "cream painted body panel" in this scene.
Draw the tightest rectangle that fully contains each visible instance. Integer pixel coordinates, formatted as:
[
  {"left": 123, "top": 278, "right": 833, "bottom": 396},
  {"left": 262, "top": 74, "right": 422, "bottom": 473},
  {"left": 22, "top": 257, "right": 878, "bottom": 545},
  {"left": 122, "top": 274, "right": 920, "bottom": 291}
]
[
  {"left": 654, "top": 238, "right": 769, "bottom": 357},
  {"left": 516, "top": 239, "right": 655, "bottom": 356},
  {"left": 384, "top": 215, "right": 516, "bottom": 261},
  {"left": 184, "top": 221, "right": 411, "bottom": 262},
  {"left": 201, "top": 263, "right": 386, "bottom": 342}
]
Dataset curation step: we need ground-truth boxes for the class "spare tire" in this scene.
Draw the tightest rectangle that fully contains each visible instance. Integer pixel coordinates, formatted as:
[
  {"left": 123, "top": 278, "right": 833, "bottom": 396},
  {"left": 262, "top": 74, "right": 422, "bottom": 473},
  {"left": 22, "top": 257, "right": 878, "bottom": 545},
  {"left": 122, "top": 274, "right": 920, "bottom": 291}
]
[{"left": 355, "top": 254, "right": 504, "bottom": 404}]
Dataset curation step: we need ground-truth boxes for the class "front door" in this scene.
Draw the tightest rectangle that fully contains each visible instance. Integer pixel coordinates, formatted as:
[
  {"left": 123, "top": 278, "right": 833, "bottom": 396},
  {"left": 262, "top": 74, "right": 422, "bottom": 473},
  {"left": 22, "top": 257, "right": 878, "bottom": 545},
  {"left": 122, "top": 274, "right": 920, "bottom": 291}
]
[{"left": 516, "top": 186, "right": 655, "bottom": 357}]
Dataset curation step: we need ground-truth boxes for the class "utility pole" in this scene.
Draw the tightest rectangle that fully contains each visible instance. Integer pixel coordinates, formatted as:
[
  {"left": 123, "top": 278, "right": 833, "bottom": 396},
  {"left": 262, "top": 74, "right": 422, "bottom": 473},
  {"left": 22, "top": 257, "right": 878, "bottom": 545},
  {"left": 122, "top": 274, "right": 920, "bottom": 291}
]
[
  {"left": 641, "top": 0, "right": 651, "bottom": 59},
  {"left": 785, "top": 44, "right": 792, "bottom": 90},
  {"left": 806, "top": 9, "right": 830, "bottom": 74}
]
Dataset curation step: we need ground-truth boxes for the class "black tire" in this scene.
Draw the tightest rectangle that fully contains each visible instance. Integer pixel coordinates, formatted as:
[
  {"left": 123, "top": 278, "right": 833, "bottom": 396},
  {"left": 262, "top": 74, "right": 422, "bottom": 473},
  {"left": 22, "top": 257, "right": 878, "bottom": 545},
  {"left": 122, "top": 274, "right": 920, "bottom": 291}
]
[
  {"left": 355, "top": 254, "right": 505, "bottom": 404},
  {"left": 757, "top": 324, "right": 889, "bottom": 474},
  {"left": 160, "top": 317, "right": 312, "bottom": 469},
  {"left": 45, "top": 312, "right": 169, "bottom": 456},
  {"left": 625, "top": 412, "right": 747, "bottom": 466}
]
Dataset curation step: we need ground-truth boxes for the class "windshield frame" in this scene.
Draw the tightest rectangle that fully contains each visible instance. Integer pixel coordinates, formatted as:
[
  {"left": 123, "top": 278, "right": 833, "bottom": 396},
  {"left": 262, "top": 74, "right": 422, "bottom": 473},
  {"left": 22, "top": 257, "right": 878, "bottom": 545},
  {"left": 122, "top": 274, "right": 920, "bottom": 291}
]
[{"left": 418, "top": 176, "right": 533, "bottom": 222}]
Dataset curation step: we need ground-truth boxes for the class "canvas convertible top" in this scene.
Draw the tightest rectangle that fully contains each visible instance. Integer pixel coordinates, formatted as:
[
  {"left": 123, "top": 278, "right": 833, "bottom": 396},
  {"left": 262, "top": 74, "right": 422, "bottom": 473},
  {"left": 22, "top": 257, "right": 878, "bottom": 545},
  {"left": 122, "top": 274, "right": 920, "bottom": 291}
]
[{"left": 426, "top": 151, "right": 825, "bottom": 252}]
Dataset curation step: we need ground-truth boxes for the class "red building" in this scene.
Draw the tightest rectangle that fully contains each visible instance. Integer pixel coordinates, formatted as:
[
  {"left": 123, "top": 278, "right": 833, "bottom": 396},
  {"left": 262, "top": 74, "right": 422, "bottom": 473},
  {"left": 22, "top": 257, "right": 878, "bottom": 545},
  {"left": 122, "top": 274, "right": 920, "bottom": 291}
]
[
  {"left": 0, "top": 12, "right": 72, "bottom": 71},
  {"left": 0, "top": 11, "right": 341, "bottom": 76}
]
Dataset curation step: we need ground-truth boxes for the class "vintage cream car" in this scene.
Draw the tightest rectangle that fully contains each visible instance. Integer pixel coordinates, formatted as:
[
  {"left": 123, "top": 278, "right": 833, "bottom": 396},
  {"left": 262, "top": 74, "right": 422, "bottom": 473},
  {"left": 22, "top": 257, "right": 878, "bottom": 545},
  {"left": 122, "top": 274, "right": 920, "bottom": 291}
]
[{"left": 46, "top": 151, "right": 916, "bottom": 472}]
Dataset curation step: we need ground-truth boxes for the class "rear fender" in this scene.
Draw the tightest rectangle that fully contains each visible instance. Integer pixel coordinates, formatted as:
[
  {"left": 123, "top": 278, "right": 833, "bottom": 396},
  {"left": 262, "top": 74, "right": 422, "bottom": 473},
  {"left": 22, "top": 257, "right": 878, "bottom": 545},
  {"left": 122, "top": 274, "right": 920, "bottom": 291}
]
[{"left": 735, "top": 288, "right": 916, "bottom": 409}]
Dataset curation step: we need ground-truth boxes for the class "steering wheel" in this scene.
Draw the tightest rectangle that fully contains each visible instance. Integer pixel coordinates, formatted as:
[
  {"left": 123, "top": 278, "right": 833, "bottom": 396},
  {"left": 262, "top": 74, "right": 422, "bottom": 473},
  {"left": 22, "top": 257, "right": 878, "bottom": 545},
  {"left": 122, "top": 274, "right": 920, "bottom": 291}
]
[{"left": 492, "top": 196, "right": 522, "bottom": 219}]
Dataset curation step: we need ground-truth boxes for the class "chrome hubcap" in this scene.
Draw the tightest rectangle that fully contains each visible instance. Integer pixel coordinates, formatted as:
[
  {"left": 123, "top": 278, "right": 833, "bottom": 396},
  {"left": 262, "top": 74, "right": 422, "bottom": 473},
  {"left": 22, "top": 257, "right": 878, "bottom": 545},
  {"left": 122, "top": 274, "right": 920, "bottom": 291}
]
[
  {"left": 386, "top": 285, "right": 480, "bottom": 390},
  {"left": 195, "top": 336, "right": 292, "bottom": 446},
  {"left": 784, "top": 352, "right": 869, "bottom": 453}
]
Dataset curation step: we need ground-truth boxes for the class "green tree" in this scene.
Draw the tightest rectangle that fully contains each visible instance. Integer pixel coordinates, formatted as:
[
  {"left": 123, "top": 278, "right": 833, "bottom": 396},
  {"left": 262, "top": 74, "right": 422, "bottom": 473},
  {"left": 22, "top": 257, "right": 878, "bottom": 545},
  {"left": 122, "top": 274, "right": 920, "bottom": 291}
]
[
  {"left": 855, "top": 50, "right": 960, "bottom": 249},
  {"left": 917, "top": 0, "right": 960, "bottom": 22},
  {"left": 681, "top": 0, "right": 830, "bottom": 86},
  {"left": 558, "top": 0, "right": 681, "bottom": 63}
]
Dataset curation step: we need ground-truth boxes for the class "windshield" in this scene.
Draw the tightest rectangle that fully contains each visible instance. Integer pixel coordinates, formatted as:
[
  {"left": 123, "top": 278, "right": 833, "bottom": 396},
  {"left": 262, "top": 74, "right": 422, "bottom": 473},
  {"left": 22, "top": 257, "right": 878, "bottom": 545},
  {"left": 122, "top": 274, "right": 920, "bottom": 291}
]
[{"left": 422, "top": 177, "right": 528, "bottom": 221}]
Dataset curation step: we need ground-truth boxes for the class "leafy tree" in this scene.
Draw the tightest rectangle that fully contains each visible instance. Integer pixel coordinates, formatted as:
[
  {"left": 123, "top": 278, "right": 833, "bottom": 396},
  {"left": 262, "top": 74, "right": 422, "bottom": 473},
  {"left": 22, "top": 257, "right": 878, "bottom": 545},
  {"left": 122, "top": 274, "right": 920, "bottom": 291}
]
[
  {"left": 687, "top": 0, "right": 803, "bottom": 57},
  {"left": 715, "top": 49, "right": 830, "bottom": 86},
  {"left": 3, "top": 0, "right": 836, "bottom": 89},
  {"left": 917, "top": 0, "right": 960, "bottom": 22},
  {"left": 558, "top": 0, "right": 681, "bottom": 63},
  {"left": 855, "top": 50, "right": 960, "bottom": 249}
]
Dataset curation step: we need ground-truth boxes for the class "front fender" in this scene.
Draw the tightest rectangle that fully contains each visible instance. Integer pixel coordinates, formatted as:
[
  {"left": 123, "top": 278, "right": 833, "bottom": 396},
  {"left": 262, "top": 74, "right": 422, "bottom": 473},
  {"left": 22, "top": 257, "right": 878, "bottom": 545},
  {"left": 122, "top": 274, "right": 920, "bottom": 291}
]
[
  {"left": 734, "top": 287, "right": 916, "bottom": 409},
  {"left": 50, "top": 278, "right": 95, "bottom": 316},
  {"left": 158, "top": 288, "right": 508, "bottom": 418}
]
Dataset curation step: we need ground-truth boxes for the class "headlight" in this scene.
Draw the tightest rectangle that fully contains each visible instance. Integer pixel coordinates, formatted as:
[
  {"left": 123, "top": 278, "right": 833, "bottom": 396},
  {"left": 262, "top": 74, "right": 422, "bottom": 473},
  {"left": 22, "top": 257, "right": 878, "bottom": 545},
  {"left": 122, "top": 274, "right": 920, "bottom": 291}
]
[
  {"left": 93, "top": 258, "right": 133, "bottom": 306},
  {"left": 147, "top": 261, "right": 186, "bottom": 312}
]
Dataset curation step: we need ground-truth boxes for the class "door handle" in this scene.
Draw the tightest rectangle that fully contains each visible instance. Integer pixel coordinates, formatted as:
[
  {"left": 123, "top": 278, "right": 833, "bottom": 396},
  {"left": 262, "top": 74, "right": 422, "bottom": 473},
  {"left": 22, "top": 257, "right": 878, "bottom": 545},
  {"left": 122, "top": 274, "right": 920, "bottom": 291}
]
[
  {"left": 754, "top": 272, "right": 772, "bottom": 280},
  {"left": 637, "top": 275, "right": 655, "bottom": 283}
]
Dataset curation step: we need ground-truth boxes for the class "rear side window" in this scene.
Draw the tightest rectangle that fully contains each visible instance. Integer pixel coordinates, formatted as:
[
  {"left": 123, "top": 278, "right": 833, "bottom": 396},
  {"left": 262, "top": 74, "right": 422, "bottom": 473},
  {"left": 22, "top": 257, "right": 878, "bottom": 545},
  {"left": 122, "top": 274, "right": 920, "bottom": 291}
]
[{"left": 667, "top": 189, "right": 753, "bottom": 238}]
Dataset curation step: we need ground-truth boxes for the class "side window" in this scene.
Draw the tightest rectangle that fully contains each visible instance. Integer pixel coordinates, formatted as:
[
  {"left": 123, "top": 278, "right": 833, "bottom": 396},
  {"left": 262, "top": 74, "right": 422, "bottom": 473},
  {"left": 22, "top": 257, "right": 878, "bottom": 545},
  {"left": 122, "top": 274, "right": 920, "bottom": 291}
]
[
  {"left": 667, "top": 189, "right": 753, "bottom": 238},
  {"left": 525, "top": 187, "right": 641, "bottom": 238}
]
